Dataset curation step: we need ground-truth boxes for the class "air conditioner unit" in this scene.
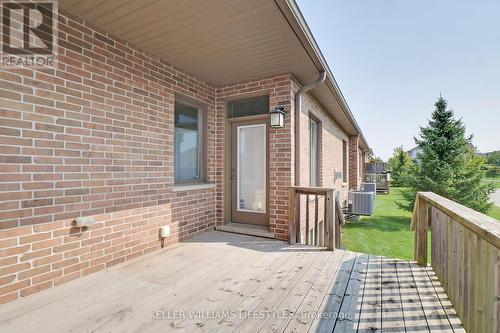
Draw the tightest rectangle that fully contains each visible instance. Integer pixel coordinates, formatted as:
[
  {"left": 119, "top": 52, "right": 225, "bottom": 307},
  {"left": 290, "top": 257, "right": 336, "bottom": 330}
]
[
  {"left": 360, "top": 182, "right": 377, "bottom": 193},
  {"left": 348, "top": 191, "right": 375, "bottom": 216}
]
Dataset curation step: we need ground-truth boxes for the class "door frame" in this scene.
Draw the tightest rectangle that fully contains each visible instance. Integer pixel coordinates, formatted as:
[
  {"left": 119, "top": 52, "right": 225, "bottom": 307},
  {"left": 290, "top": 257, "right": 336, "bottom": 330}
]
[{"left": 224, "top": 113, "right": 270, "bottom": 226}]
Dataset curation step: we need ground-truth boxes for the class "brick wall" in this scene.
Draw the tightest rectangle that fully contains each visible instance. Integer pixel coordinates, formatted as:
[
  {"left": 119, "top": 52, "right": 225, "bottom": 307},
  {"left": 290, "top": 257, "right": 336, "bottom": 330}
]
[
  {"left": 300, "top": 92, "right": 349, "bottom": 193},
  {"left": 215, "top": 75, "right": 295, "bottom": 241},
  {"left": 349, "top": 135, "right": 360, "bottom": 190},
  {"left": 0, "top": 9, "right": 359, "bottom": 303},
  {"left": 0, "top": 12, "right": 217, "bottom": 304},
  {"left": 297, "top": 92, "right": 350, "bottom": 243}
]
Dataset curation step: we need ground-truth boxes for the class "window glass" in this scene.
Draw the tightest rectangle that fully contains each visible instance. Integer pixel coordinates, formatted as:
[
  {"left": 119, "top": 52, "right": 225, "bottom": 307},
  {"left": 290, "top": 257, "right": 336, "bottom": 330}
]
[
  {"left": 310, "top": 119, "right": 318, "bottom": 187},
  {"left": 228, "top": 96, "right": 269, "bottom": 118},
  {"left": 174, "top": 101, "right": 202, "bottom": 182},
  {"left": 342, "top": 140, "right": 348, "bottom": 182}
]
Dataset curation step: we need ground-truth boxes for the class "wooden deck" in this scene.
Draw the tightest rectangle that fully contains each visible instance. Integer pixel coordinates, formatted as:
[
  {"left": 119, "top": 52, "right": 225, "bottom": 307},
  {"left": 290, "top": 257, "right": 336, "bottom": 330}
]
[{"left": 0, "top": 231, "right": 464, "bottom": 333}]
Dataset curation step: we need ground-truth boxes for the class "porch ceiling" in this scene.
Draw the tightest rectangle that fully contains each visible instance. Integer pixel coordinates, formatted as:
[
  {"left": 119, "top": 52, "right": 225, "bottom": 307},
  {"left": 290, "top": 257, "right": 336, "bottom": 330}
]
[{"left": 59, "top": 0, "right": 367, "bottom": 141}]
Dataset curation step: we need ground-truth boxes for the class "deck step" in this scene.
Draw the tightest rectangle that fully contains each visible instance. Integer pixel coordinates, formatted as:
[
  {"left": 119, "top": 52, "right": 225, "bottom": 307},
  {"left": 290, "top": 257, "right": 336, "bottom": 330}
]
[{"left": 216, "top": 222, "right": 275, "bottom": 239}]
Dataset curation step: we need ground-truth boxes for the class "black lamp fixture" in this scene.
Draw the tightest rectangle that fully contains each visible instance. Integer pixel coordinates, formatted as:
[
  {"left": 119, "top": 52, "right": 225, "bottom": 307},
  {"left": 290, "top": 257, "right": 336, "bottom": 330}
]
[{"left": 270, "top": 107, "right": 285, "bottom": 128}]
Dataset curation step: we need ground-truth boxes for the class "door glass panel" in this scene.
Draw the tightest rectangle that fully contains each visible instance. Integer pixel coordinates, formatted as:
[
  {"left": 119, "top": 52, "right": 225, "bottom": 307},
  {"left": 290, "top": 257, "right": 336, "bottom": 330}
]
[{"left": 237, "top": 125, "right": 266, "bottom": 213}]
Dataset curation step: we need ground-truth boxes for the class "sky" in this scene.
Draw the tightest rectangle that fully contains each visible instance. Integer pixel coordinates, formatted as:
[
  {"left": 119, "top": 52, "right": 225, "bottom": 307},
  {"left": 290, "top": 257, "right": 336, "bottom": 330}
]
[{"left": 297, "top": 0, "right": 500, "bottom": 160}]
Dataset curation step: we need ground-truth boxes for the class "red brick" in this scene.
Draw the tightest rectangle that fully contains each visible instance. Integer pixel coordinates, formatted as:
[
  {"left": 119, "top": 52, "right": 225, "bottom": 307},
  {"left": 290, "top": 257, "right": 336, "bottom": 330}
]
[
  {"left": 18, "top": 264, "right": 51, "bottom": 280},
  {"left": 0, "top": 274, "right": 16, "bottom": 286},
  {"left": 20, "top": 248, "right": 52, "bottom": 261},
  {"left": 32, "top": 270, "right": 62, "bottom": 285},
  {"left": 20, "top": 281, "right": 52, "bottom": 297},
  {"left": 0, "top": 245, "right": 30, "bottom": 258},
  {"left": 33, "top": 254, "right": 63, "bottom": 267},
  {"left": 0, "top": 238, "right": 17, "bottom": 249},
  {"left": 19, "top": 232, "right": 51, "bottom": 245},
  {"left": 0, "top": 279, "right": 29, "bottom": 296},
  {"left": 54, "top": 271, "right": 81, "bottom": 286},
  {"left": 0, "top": 292, "right": 18, "bottom": 305},
  {"left": 0, "top": 262, "right": 30, "bottom": 277}
]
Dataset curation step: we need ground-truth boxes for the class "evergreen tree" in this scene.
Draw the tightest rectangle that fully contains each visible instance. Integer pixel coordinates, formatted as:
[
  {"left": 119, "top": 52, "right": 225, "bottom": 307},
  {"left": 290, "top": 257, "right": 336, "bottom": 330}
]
[
  {"left": 399, "top": 96, "right": 494, "bottom": 213},
  {"left": 388, "top": 146, "right": 414, "bottom": 186}
]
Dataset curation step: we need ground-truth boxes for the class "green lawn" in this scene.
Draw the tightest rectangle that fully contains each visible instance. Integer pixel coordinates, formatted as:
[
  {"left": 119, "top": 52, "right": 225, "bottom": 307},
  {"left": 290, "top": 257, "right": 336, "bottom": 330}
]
[
  {"left": 489, "top": 205, "right": 500, "bottom": 220},
  {"left": 342, "top": 188, "right": 414, "bottom": 259},
  {"left": 342, "top": 187, "right": 499, "bottom": 260},
  {"left": 482, "top": 177, "right": 500, "bottom": 189}
]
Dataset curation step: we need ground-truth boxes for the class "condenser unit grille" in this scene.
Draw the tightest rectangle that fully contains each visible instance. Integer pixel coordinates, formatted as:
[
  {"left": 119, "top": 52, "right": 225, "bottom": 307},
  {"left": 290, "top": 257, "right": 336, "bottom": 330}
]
[
  {"left": 348, "top": 191, "right": 375, "bottom": 216},
  {"left": 360, "top": 182, "right": 377, "bottom": 193}
]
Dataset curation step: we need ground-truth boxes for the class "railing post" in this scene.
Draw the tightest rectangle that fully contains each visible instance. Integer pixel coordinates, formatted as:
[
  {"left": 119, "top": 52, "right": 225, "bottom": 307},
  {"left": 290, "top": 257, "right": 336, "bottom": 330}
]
[
  {"left": 288, "top": 188, "right": 296, "bottom": 245},
  {"left": 414, "top": 195, "right": 429, "bottom": 266},
  {"left": 325, "top": 190, "right": 335, "bottom": 251}
]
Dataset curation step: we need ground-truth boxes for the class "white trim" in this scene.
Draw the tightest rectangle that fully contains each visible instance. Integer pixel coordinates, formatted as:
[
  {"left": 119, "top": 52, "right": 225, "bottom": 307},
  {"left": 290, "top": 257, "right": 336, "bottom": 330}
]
[
  {"left": 171, "top": 183, "right": 216, "bottom": 192},
  {"left": 236, "top": 124, "right": 266, "bottom": 214}
]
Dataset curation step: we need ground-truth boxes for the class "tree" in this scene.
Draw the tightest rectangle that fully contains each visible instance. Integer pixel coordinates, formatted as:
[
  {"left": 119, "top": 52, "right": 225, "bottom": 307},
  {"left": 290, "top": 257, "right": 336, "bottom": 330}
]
[
  {"left": 388, "top": 146, "right": 414, "bottom": 186},
  {"left": 486, "top": 150, "right": 500, "bottom": 166},
  {"left": 485, "top": 164, "right": 499, "bottom": 179},
  {"left": 371, "top": 156, "right": 383, "bottom": 163},
  {"left": 398, "top": 96, "right": 494, "bottom": 213}
]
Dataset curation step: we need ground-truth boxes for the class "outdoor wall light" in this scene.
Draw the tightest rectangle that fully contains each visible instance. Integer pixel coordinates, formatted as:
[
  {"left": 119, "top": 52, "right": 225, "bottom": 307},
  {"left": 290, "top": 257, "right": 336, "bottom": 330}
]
[{"left": 270, "top": 107, "right": 285, "bottom": 128}]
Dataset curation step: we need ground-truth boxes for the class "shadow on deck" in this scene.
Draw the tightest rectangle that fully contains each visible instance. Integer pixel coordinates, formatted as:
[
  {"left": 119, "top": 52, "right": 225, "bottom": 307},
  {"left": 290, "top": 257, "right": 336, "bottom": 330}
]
[{"left": 0, "top": 231, "right": 464, "bottom": 332}]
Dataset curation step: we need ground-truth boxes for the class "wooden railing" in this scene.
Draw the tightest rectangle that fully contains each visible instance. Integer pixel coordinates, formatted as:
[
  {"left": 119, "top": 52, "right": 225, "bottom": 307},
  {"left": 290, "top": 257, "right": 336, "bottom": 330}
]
[
  {"left": 288, "top": 186, "right": 340, "bottom": 250},
  {"left": 411, "top": 192, "right": 500, "bottom": 332},
  {"left": 363, "top": 173, "right": 390, "bottom": 192}
]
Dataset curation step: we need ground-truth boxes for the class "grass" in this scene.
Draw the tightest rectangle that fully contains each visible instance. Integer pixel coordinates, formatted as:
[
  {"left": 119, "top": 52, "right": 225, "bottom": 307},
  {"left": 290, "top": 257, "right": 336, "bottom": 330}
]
[
  {"left": 489, "top": 205, "right": 500, "bottom": 220},
  {"left": 342, "top": 187, "right": 499, "bottom": 260},
  {"left": 482, "top": 177, "right": 500, "bottom": 189},
  {"left": 342, "top": 188, "right": 414, "bottom": 259}
]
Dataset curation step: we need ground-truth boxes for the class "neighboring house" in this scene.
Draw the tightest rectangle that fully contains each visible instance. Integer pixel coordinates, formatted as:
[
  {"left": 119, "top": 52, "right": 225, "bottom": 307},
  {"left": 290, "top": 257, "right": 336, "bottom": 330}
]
[
  {"left": 407, "top": 145, "right": 421, "bottom": 161},
  {"left": 408, "top": 143, "right": 476, "bottom": 162},
  {"left": 0, "top": 0, "right": 370, "bottom": 302}
]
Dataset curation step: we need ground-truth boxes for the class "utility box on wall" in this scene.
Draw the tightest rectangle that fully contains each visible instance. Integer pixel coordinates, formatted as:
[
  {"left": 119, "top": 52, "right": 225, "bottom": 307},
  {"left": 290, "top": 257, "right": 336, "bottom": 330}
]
[{"left": 160, "top": 225, "right": 171, "bottom": 238}]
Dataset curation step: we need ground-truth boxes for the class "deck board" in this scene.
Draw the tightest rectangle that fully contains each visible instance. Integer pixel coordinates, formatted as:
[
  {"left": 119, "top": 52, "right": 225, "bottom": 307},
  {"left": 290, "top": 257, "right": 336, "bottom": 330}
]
[
  {"left": 380, "top": 257, "right": 406, "bottom": 332},
  {"left": 357, "top": 255, "right": 383, "bottom": 332},
  {"left": 0, "top": 231, "right": 464, "bottom": 333}
]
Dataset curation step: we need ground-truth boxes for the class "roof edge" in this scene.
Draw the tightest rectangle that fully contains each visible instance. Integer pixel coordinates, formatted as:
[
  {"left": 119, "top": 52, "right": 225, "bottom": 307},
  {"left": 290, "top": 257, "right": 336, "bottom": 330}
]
[{"left": 275, "top": 0, "right": 371, "bottom": 152}]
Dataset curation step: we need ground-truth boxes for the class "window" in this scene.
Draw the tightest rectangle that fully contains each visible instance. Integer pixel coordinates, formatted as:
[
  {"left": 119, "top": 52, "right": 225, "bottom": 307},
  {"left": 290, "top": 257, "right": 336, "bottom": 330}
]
[
  {"left": 174, "top": 100, "right": 205, "bottom": 183},
  {"left": 227, "top": 96, "right": 269, "bottom": 118},
  {"left": 342, "top": 140, "right": 348, "bottom": 183},
  {"left": 359, "top": 152, "right": 363, "bottom": 176},
  {"left": 310, "top": 118, "right": 319, "bottom": 187}
]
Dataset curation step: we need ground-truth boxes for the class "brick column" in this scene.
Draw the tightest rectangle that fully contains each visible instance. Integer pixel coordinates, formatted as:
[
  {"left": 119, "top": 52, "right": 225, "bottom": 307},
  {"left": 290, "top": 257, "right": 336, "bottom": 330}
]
[{"left": 349, "top": 135, "right": 360, "bottom": 190}]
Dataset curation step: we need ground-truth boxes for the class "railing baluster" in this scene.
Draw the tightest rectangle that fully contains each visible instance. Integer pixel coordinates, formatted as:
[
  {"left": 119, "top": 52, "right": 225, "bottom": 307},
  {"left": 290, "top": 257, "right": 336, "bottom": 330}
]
[
  {"left": 305, "top": 195, "right": 310, "bottom": 245},
  {"left": 295, "top": 193, "right": 300, "bottom": 244},
  {"left": 325, "top": 190, "right": 335, "bottom": 250},
  {"left": 323, "top": 195, "right": 327, "bottom": 247},
  {"left": 314, "top": 195, "right": 319, "bottom": 246},
  {"left": 288, "top": 188, "right": 296, "bottom": 245}
]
